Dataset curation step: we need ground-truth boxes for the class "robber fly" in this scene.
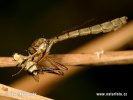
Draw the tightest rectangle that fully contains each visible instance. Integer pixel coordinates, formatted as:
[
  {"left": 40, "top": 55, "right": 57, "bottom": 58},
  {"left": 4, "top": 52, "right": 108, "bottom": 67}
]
[{"left": 13, "top": 16, "right": 128, "bottom": 81}]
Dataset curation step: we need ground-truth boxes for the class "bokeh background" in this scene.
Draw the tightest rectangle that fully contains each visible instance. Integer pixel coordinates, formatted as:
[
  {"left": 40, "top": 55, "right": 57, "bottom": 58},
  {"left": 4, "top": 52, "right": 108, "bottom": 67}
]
[{"left": 0, "top": 0, "right": 132, "bottom": 100}]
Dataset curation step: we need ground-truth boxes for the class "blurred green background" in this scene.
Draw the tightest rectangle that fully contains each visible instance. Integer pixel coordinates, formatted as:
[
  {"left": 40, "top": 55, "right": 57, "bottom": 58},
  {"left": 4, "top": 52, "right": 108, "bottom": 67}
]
[{"left": 0, "top": 0, "right": 132, "bottom": 100}]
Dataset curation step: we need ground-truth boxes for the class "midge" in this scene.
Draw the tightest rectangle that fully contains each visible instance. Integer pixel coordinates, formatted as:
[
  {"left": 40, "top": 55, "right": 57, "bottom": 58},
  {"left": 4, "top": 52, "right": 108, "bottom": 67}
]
[{"left": 13, "top": 16, "right": 128, "bottom": 81}]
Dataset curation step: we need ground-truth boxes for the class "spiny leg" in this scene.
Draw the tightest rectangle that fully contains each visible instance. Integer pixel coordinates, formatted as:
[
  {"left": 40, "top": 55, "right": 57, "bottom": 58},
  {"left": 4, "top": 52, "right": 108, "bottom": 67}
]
[
  {"left": 46, "top": 56, "right": 68, "bottom": 71},
  {"left": 36, "top": 55, "right": 67, "bottom": 75},
  {"left": 41, "top": 67, "right": 64, "bottom": 75},
  {"left": 45, "top": 39, "right": 54, "bottom": 55},
  {"left": 12, "top": 55, "right": 28, "bottom": 77}
]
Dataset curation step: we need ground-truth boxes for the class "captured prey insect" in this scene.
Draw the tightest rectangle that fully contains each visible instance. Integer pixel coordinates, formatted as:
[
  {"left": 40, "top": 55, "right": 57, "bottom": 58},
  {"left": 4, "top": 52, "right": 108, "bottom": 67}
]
[{"left": 13, "top": 16, "right": 128, "bottom": 81}]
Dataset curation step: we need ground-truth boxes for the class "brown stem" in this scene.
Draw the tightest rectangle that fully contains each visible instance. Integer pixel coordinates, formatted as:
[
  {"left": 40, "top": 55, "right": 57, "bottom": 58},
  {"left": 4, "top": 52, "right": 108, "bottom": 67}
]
[
  {"left": 0, "top": 84, "right": 52, "bottom": 100},
  {"left": 0, "top": 57, "right": 17, "bottom": 67},
  {"left": 1, "top": 51, "right": 133, "bottom": 67},
  {"left": 41, "top": 51, "right": 133, "bottom": 66}
]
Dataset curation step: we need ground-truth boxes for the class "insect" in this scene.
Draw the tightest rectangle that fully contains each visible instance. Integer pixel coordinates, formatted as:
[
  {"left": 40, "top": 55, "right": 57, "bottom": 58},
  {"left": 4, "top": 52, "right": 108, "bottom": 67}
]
[{"left": 13, "top": 16, "right": 128, "bottom": 81}]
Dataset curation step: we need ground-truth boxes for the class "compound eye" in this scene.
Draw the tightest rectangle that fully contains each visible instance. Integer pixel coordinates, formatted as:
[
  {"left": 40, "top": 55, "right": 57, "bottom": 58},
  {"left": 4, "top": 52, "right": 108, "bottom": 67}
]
[
  {"left": 28, "top": 47, "right": 36, "bottom": 54},
  {"left": 34, "top": 38, "right": 46, "bottom": 47}
]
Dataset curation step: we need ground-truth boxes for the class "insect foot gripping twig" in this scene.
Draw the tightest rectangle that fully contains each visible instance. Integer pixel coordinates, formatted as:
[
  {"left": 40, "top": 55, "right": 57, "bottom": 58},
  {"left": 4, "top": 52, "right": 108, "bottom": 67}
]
[{"left": 13, "top": 38, "right": 68, "bottom": 82}]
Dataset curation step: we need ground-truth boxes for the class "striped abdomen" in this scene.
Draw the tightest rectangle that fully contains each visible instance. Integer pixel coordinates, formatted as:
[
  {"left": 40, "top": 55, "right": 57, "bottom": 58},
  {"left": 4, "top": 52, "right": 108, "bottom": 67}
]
[{"left": 51, "top": 16, "right": 128, "bottom": 43}]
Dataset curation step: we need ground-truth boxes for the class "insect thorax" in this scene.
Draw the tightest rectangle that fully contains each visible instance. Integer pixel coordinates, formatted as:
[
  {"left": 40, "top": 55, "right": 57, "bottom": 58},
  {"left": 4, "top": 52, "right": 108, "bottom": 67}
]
[{"left": 28, "top": 38, "right": 48, "bottom": 54}]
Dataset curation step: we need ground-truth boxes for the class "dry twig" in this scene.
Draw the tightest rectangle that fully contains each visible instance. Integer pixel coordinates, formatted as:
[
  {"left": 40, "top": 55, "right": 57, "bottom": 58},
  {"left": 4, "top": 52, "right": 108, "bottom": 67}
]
[
  {"left": 1, "top": 51, "right": 133, "bottom": 67},
  {"left": 0, "top": 57, "right": 17, "bottom": 67},
  {"left": 42, "top": 51, "right": 133, "bottom": 66},
  {"left": 0, "top": 84, "right": 52, "bottom": 100}
]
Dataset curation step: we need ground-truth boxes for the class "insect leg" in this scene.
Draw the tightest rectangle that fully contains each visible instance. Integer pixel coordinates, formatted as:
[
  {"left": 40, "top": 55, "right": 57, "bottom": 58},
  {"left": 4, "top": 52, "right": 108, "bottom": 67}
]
[
  {"left": 46, "top": 56, "right": 68, "bottom": 70},
  {"left": 42, "top": 67, "right": 64, "bottom": 75},
  {"left": 12, "top": 67, "right": 25, "bottom": 77},
  {"left": 12, "top": 59, "right": 27, "bottom": 77},
  {"left": 45, "top": 40, "right": 54, "bottom": 55}
]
